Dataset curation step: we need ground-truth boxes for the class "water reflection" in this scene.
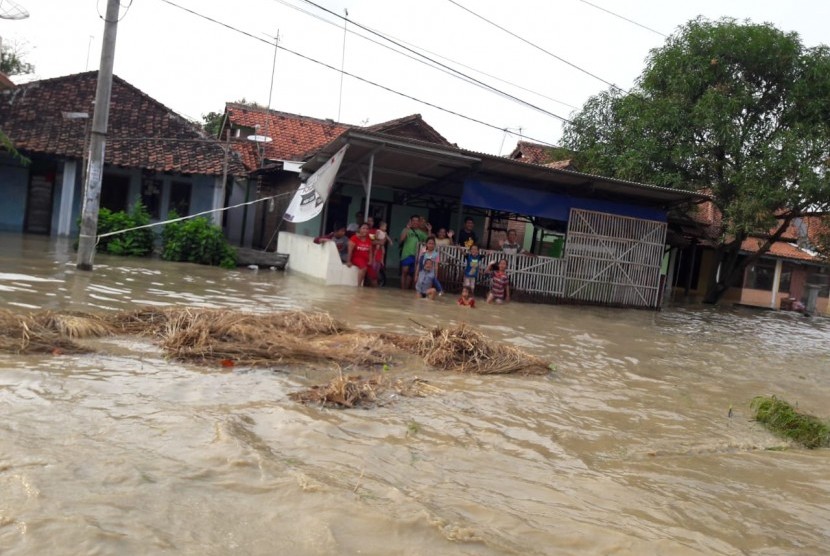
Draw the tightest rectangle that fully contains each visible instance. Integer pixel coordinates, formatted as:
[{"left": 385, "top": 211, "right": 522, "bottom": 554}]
[{"left": 1, "top": 234, "right": 829, "bottom": 555}]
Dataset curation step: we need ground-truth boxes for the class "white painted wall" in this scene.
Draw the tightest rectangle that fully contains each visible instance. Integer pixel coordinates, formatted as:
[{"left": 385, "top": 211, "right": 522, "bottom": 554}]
[{"left": 277, "top": 231, "right": 358, "bottom": 286}]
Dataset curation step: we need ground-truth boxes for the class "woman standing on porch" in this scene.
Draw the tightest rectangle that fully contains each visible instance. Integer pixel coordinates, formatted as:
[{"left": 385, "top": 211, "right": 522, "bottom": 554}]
[{"left": 347, "top": 223, "right": 377, "bottom": 287}]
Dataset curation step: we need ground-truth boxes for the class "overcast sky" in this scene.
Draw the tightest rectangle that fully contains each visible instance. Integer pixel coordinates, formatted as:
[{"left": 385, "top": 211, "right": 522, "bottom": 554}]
[{"left": 4, "top": 0, "right": 829, "bottom": 155}]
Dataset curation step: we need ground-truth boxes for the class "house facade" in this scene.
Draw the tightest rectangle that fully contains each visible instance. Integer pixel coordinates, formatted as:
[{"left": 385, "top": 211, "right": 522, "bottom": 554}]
[
  {"left": 0, "top": 71, "right": 244, "bottom": 238},
  {"left": 665, "top": 201, "right": 830, "bottom": 314},
  {"left": 284, "top": 129, "right": 705, "bottom": 308},
  {"left": 218, "top": 103, "right": 453, "bottom": 250}
]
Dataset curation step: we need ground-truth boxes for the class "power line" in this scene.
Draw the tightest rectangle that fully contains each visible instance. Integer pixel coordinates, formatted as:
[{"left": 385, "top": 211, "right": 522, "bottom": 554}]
[
  {"left": 576, "top": 0, "right": 667, "bottom": 38},
  {"left": 270, "top": 0, "right": 577, "bottom": 110},
  {"left": 157, "top": 0, "right": 561, "bottom": 148},
  {"left": 296, "top": 0, "right": 571, "bottom": 123},
  {"left": 445, "top": 0, "right": 626, "bottom": 93}
]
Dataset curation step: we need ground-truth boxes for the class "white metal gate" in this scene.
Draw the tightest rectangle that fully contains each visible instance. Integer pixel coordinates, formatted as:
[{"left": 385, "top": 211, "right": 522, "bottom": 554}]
[{"left": 564, "top": 208, "right": 667, "bottom": 308}]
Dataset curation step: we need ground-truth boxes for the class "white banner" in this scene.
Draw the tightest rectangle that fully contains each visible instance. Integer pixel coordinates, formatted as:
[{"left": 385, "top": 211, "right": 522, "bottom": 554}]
[{"left": 284, "top": 145, "right": 349, "bottom": 223}]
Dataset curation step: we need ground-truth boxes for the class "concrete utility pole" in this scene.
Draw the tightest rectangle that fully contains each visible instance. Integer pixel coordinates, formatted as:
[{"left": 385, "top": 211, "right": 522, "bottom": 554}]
[{"left": 76, "top": 0, "right": 121, "bottom": 271}]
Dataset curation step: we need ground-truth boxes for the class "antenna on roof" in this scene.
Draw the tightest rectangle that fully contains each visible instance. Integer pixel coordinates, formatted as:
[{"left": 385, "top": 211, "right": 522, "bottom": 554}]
[
  {"left": 337, "top": 8, "right": 348, "bottom": 121},
  {"left": 0, "top": 0, "right": 29, "bottom": 20}
]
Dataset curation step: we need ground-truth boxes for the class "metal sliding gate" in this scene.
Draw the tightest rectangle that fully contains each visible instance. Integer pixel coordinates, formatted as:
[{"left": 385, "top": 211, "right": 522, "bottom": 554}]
[{"left": 564, "top": 208, "right": 667, "bottom": 308}]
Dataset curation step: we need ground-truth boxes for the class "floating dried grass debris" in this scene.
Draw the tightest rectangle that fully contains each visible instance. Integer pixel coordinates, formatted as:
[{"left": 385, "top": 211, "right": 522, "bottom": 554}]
[
  {"left": 159, "top": 310, "right": 378, "bottom": 368},
  {"left": 0, "top": 309, "right": 92, "bottom": 354},
  {"left": 103, "top": 306, "right": 173, "bottom": 336},
  {"left": 751, "top": 395, "right": 830, "bottom": 449},
  {"left": 36, "top": 311, "right": 111, "bottom": 339},
  {"left": 290, "top": 374, "right": 443, "bottom": 408},
  {"left": 384, "top": 323, "right": 550, "bottom": 375},
  {"left": 290, "top": 373, "right": 382, "bottom": 408},
  {"left": 1, "top": 308, "right": 552, "bottom": 376}
]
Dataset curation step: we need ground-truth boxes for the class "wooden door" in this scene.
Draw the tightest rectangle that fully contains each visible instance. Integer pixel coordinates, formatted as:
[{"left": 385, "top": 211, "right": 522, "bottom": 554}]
[{"left": 24, "top": 160, "right": 57, "bottom": 234}]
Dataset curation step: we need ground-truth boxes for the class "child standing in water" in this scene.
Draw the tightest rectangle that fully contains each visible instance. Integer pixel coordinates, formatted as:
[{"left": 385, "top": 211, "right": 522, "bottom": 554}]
[
  {"left": 457, "top": 286, "right": 476, "bottom": 308},
  {"left": 486, "top": 259, "right": 510, "bottom": 304},
  {"left": 463, "top": 245, "right": 482, "bottom": 291},
  {"left": 415, "top": 258, "right": 443, "bottom": 300}
]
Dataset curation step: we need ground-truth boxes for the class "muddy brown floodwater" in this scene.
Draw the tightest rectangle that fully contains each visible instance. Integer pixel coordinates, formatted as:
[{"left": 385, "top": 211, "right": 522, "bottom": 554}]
[{"left": 1, "top": 233, "right": 829, "bottom": 555}]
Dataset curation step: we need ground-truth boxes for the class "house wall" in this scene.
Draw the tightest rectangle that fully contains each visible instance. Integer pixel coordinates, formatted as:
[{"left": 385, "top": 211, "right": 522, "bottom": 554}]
[
  {"left": 739, "top": 288, "right": 786, "bottom": 308},
  {"left": 190, "top": 175, "right": 216, "bottom": 215},
  {"left": 0, "top": 154, "right": 29, "bottom": 232},
  {"left": 224, "top": 178, "right": 255, "bottom": 247}
]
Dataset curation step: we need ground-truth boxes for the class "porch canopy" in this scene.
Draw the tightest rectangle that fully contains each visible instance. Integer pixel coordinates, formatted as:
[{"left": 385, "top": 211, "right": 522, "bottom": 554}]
[{"left": 300, "top": 129, "right": 709, "bottom": 221}]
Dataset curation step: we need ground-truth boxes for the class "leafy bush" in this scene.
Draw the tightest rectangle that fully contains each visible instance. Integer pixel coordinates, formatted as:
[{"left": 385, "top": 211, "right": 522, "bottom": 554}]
[
  {"left": 161, "top": 212, "right": 237, "bottom": 269},
  {"left": 96, "top": 202, "right": 155, "bottom": 257}
]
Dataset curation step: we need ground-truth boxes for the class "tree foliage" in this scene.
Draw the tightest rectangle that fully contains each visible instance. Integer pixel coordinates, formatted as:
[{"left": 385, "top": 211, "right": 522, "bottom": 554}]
[
  {"left": 201, "top": 111, "right": 224, "bottom": 138},
  {"left": 0, "top": 41, "right": 34, "bottom": 76},
  {"left": 0, "top": 41, "right": 34, "bottom": 165},
  {"left": 563, "top": 18, "right": 830, "bottom": 302}
]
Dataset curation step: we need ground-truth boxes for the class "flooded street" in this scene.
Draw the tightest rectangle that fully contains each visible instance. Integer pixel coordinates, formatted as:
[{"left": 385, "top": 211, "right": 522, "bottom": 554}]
[{"left": 2, "top": 233, "right": 829, "bottom": 555}]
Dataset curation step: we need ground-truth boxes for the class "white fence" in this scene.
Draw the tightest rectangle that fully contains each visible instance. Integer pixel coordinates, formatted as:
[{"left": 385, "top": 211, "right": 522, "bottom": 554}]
[
  {"left": 434, "top": 208, "right": 666, "bottom": 309},
  {"left": 436, "top": 245, "right": 565, "bottom": 300}
]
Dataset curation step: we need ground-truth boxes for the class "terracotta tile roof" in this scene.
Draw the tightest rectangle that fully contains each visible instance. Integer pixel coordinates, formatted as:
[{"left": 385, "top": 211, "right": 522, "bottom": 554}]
[
  {"left": 508, "top": 140, "right": 574, "bottom": 168},
  {"left": 366, "top": 114, "right": 452, "bottom": 146},
  {"left": 740, "top": 237, "right": 819, "bottom": 262},
  {"left": 224, "top": 106, "right": 453, "bottom": 170},
  {"left": 225, "top": 103, "right": 350, "bottom": 163},
  {"left": 0, "top": 71, "right": 245, "bottom": 176},
  {"left": 735, "top": 216, "right": 829, "bottom": 262}
]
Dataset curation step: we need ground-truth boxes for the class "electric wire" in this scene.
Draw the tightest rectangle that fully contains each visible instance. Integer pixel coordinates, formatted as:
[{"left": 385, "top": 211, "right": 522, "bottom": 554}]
[
  {"left": 270, "top": 0, "right": 577, "bottom": 110},
  {"left": 157, "top": 0, "right": 561, "bottom": 147},
  {"left": 576, "top": 0, "right": 667, "bottom": 38},
  {"left": 296, "top": 0, "right": 571, "bottom": 122},
  {"left": 446, "top": 0, "right": 626, "bottom": 93}
]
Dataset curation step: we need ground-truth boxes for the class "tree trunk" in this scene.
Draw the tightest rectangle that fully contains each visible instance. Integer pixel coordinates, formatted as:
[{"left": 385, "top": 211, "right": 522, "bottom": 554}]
[{"left": 703, "top": 238, "right": 743, "bottom": 304}]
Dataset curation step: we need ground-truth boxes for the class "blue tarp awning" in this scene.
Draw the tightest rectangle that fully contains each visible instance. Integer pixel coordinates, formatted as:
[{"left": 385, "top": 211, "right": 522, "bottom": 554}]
[{"left": 461, "top": 177, "right": 667, "bottom": 222}]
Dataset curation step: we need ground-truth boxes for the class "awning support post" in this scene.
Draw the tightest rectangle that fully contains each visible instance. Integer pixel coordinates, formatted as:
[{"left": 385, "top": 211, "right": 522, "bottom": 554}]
[{"left": 363, "top": 153, "right": 374, "bottom": 222}]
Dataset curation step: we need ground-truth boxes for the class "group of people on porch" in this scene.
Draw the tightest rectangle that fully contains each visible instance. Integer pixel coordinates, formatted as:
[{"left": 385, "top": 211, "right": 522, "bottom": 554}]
[{"left": 315, "top": 211, "right": 533, "bottom": 305}]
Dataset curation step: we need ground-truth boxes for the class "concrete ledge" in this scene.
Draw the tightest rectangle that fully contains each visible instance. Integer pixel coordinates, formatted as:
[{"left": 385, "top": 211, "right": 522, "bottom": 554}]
[{"left": 277, "top": 231, "right": 358, "bottom": 286}]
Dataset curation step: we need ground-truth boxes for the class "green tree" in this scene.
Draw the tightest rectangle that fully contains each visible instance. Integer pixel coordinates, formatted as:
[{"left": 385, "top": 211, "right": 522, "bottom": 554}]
[
  {"left": 201, "top": 111, "right": 224, "bottom": 137},
  {"left": 201, "top": 99, "right": 263, "bottom": 138},
  {"left": 0, "top": 41, "right": 34, "bottom": 165},
  {"left": 562, "top": 18, "right": 830, "bottom": 303},
  {"left": 0, "top": 41, "right": 34, "bottom": 76}
]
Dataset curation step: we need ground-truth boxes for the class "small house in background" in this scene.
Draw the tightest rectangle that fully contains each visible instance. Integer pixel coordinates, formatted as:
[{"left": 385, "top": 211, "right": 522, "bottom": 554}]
[
  {"left": 0, "top": 71, "right": 245, "bottom": 237},
  {"left": 666, "top": 200, "right": 830, "bottom": 314},
  {"left": 217, "top": 103, "right": 452, "bottom": 249}
]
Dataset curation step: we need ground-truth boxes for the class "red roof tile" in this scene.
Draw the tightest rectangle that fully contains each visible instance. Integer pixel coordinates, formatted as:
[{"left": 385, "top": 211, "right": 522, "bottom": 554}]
[
  {"left": 740, "top": 237, "right": 819, "bottom": 262},
  {"left": 366, "top": 114, "right": 451, "bottom": 146},
  {"left": 225, "top": 104, "right": 350, "bottom": 163},
  {"left": 0, "top": 71, "right": 245, "bottom": 176},
  {"left": 223, "top": 105, "right": 453, "bottom": 170},
  {"left": 508, "top": 140, "right": 574, "bottom": 168}
]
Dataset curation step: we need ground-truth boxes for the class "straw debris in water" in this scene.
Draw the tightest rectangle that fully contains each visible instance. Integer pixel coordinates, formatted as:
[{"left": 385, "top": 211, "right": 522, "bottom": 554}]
[
  {"left": 384, "top": 323, "right": 550, "bottom": 375},
  {"left": 290, "top": 374, "right": 443, "bottom": 408},
  {"left": 750, "top": 395, "right": 830, "bottom": 449},
  {"left": 161, "top": 310, "right": 388, "bottom": 368},
  {"left": 0, "top": 308, "right": 553, "bottom": 375},
  {"left": 0, "top": 309, "right": 98, "bottom": 354}
]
